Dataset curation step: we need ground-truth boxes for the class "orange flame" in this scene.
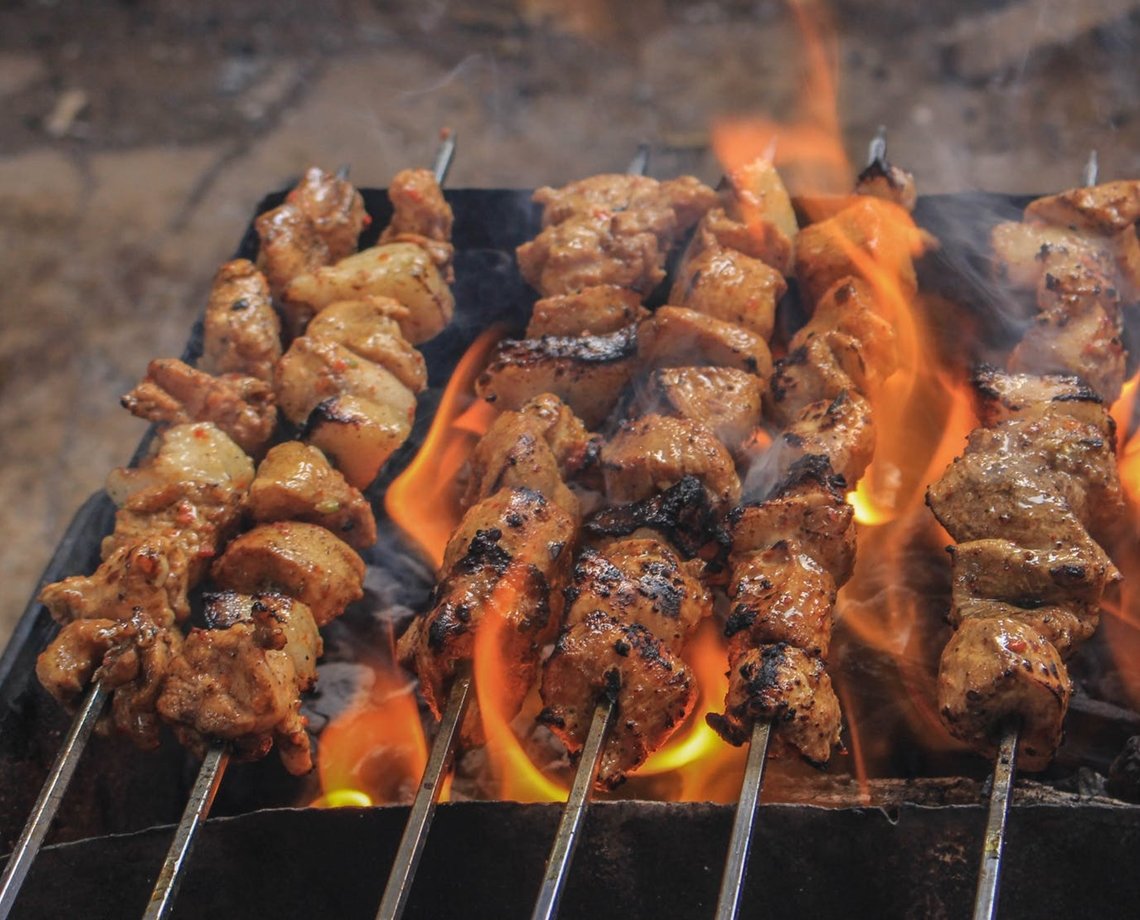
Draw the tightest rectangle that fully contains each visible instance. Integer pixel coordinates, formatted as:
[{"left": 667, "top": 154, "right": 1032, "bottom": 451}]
[
  {"left": 385, "top": 327, "right": 504, "bottom": 570},
  {"left": 474, "top": 564, "right": 568, "bottom": 802},
  {"left": 315, "top": 664, "right": 428, "bottom": 807}
]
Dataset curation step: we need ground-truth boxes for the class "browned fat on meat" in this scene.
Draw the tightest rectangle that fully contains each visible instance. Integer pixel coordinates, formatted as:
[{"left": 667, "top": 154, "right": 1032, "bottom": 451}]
[
  {"left": 638, "top": 306, "right": 773, "bottom": 378},
  {"left": 211, "top": 521, "right": 364, "bottom": 626},
  {"left": 475, "top": 325, "right": 640, "bottom": 429}
]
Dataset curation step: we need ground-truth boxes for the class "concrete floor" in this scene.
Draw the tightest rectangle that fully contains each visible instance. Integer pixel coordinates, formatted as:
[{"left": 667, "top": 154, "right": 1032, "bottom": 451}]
[{"left": 1, "top": 0, "right": 1138, "bottom": 650}]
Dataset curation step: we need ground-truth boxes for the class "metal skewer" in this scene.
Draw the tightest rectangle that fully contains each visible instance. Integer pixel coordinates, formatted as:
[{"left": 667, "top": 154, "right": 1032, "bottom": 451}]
[
  {"left": 376, "top": 672, "right": 473, "bottom": 920},
  {"left": 0, "top": 683, "right": 109, "bottom": 919},
  {"left": 142, "top": 745, "right": 229, "bottom": 920},
  {"left": 713, "top": 720, "right": 772, "bottom": 920},
  {"left": 530, "top": 695, "right": 615, "bottom": 920}
]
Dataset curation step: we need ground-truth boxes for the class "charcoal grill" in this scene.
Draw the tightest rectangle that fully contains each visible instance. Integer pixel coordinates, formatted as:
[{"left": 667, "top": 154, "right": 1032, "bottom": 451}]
[{"left": 2, "top": 168, "right": 1140, "bottom": 920}]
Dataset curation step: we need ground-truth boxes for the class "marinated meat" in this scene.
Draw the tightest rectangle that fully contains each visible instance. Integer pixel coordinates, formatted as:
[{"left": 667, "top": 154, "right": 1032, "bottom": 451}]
[
  {"left": 526, "top": 285, "right": 649, "bottom": 338},
  {"left": 634, "top": 366, "right": 764, "bottom": 453},
  {"left": 302, "top": 393, "right": 413, "bottom": 490},
  {"left": 199, "top": 259, "right": 282, "bottom": 382},
  {"left": 669, "top": 239, "right": 786, "bottom": 339},
  {"left": 305, "top": 297, "right": 428, "bottom": 394},
  {"left": 638, "top": 306, "right": 773, "bottom": 378},
  {"left": 379, "top": 168, "right": 454, "bottom": 243},
  {"left": 777, "top": 389, "right": 876, "bottom": 486}
]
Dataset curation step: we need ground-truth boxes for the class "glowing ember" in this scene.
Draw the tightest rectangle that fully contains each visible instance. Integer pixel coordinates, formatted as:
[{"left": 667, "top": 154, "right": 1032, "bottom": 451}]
[
  {"left": 316, "top": 665, "right": 428, "bottom": 807},
  {"left": 385, "top": 326, "right": 505, "bottom": 570}
]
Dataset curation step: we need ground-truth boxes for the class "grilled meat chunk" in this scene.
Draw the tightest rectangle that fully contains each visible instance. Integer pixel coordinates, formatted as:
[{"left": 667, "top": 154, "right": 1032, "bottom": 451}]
[
  {"left": 583, "top": 476, "right": 720, "bottom": 560},
  {"left": 157, "top": 591, "right": 321, "bottom": 774},
  {"left": 475, "top": 325, "right": 639, "bottom": 429},
  {"left": 40, "top": 537, "right": 191, "bottom": 627},
  {"left": 972, "top": 366, "right": 1106, "bottom": 430},
  {"left": 937, "top": 616, "right": 1070, "bottom": 772},
  {"left": 302, "top": 394, "right": 412, "bottom": 490},
  {"left": 601, "top": 414, "right": 741, "bottom": 509},
  {"left": 305, "top": 297, "right": 428, "bottom": 394},
  {"left": 726, "top": 541, "right": 837, "bottom": 658},
  {"left": 526, "top": 285, "right": 649, "bottom": 338},
  {"left": 379, "top": 167, "right": 454, "bottom": 244},
  {"left": 638, "top": 306, "right": 773, "bottom": 378},
  {"left": 101, "top": 482, "right": 244, "bottom": 583},
  {"left": 274, "top": 335, "right": 417, "bottom": 427},
  {"left": 635, "top": 366, "right": 764, "bottom": 453},
  {"left": 1024, "top": 180, "right": 1140, "bottom": 235},
  {"left": 697, "top": 157, "right": 798, "bottom": 275},
  {"left": 794, "top": 196, "right": 933, "bottom": 307},
  {"left": 285, "top": 241, "right": 455, "bottom": 345},
  {"left": 121, "top": 358, "right": 277, "bottom": 456},
  {"left": 105, "top": 423, "right": 253, "bottom": 506},
  {"left": 777, "top": 390, "right": 876, "bottom": 486},
  {"left": 564, "top": 540, "right": 711, "bottom": 651},
  {"left": 708, "top": 643, "right": 842, "bottom": 763},
  {"left": 399, "top": 488, "right": 576, "bottom": 736},
  {"left": 854, "top": 157, "right": 917, "bottom": 211},
  {"left": 200, "top": 259, "right": 281, "bottom": 382},
  {"left": 669, "top": 240, "right": 786, "bottom": 339},
  {"left": 540, "top": 611, "right": 696, "bottom": 790},
  {"left": 211, "top": 521, "right": 364, "bottom": 626},
  {"left": 248, "top": 442, "right": 377, "bottom": 549}
]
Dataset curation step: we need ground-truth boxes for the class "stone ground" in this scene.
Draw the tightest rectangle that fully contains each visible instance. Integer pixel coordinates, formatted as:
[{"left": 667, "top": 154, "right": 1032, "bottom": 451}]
[{"left": 1, "top": 0, "right": 1137, "bottom": 649}]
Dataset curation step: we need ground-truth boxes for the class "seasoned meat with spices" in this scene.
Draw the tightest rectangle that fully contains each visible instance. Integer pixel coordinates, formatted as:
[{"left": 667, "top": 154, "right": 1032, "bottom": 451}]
[
  {"left": 634, "top": 366, "right": 764, "bottom": 453},
  {"left": 475, "top": 326, "right": 639, "bottom": 429},
  {"left": 669, "top": 240, "right": 786, "bottom": 339},
  {"left": 247, "top": 442, "right": 378, "bottom": 549},
  {"left": 211, "top": 521, "right": 364, "bottom": 626},
  {"left": 972, "top": 366, "right": 1106, "bottom": 430},
  {"left": 398, "top": 489, "right": 576, "bottom": 738},
  {"left": 707, "top": 643, "right": 842, "bottom": 763},
  {"left": 121, "top": 358, "right": 277, "bottom": 456},
  {"left": 200, "top": 259, "right": 281, "bottom": 382},
  {"left": 303, "top": 393, "right": 412, "bottom": 490},
  {"left": 601, "top": 414, "right": 741, "bottom": 509},
  {"left": 540, "top": 611, "right": 695, "bottom": 790},
  {"left": 305, "top": 297, "right": 428, "bottom": 393},
  {"left": 564, "top": 540, "right": 710, "bottom": 650},
  {"left": 526, "top": 285, "right": 649, "bottom": 338},
  {"left": 638, "top": 306, "right": 773, "bottom": 378},
  {"left": 937, "top": 617, "right": 1070, "bottom": 772},
  {"left": 1024, "top": 179, "right": 1140, "bottom": 235},
  {"left": 379, "top": 168, "right": 454, "bottom": 244},
  {"left": 776, "top": 389, "right": 876, "bottom": 486},
  {"left": 157, "top": 591, "right": 321, "bottom": 774}
]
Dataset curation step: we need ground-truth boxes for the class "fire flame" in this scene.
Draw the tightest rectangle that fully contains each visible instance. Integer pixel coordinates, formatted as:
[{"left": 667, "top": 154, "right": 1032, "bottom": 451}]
[{"left": 385, "top": 326, "right": 504, "bottom": 570}]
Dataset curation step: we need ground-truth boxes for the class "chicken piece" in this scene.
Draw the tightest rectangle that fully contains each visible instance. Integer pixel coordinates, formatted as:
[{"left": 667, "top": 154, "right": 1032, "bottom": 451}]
[
  {"left": 635, "top": 366, "right": 763, "bottom": 453},
  {"left": 670, "top": 240, "right": 785, "bottom": 339},
  {"left": 255, "top": 166, "right": 367, "bottom": 304},
  {"left": 474, "top": 325, "right": 639, "bottom": 429},
  {"left": 101, "top": 482, "right": 245, "bottom": 583},
  {"left": 36, "top": 618, "right": 127, "bottom": 707},
  {"left": 638, "top": 306, "right": 773, "bottom": 378},
  {"left": 199, "top": 259, "right": 282, "bottom": 382},
  {"left": 767, "top": 333, "right": 872, "bottom": 430},
  {"left": 516, "top": 211, "right": 666, "bottom": 297},
  {"left": 564, "top": 539, "right": 711, "bottom": 651},
  {"left": 285, "top": 242, "right": 454, "bottom": 345},
  {"left": 514, "top": 392, "right": 593, "bottom": 474},
  {"left": 211, "top": 521, "right": 364, "bottom": 626},
  {"left": 583, "top": 476, "right": 720, "bottom": 560},
  {"left": 157, "top": 591, "right": 321, "bottom": 774},
  {"left": 303, "top": 393, "right": 412, "bottom": 490},
  {"left": 379, "top": 167, "right": 454, "bottom": 243},
  {"left": 400, "top": 489, "right": 575, "bottom": 735},
  {"left": 794, "top": 197, "right": 933, "bottom": 307},
  {"left": 991, "top": 220, "right": 1121, "bottom": 291},
  {"left": 273, "top": 335, "right": 417, "bottom": 427},
  {"left": 695, "top": 207, "right": 794, "bottom": 278},
  {"left": 804, "top": 278, "right": 899, "bottom": 389},
  {"left": 526, "top": 285, "right": 649, "bottom": 338},
  {"left": 854, "top": 157, "right": 917, "bottom": 211},
  {"left": 725, "top": 541, "right": 837, "bottom": 658},
  {"left": 248, "top": 442, "right": 377, "bottom": 549},
  {"left": 601, "top": 414, "right": 741, "bottom": 509},
  {"left": 778, "top": 390, "right": 876, "bottom": 486},
  {"left": 707, "top": 643, "right": 842, "bottom": 763},
  {"left": 304, "top": 297, "right": 427, "bottom": 393},
  {"left": 1008, "top": 297, "right": 1125, "bottom": 404},
  {"left": 539, "top": 611, "right": 696, "bottom": 790},
  {"left": 105, "top": 423, "right": 253, "bottom": 509},
  {"left": 40, "top": 537, "right": 191, "bottom": 627},
  {"left": 710, "top": 157, "right": 799, "bottom": 275},
  {"left": 938, "top": 616, "right": 1070, "bottom": 771},
  {"left": 729, "top": 461, "right": 856, "bottom": 586},
  {"left": 951, "top": 596, "right": 1096, "bottom": 658},
  {"left": 659, "top": 175, "right": 723, "bottom": 234},
  {"left": 1024, "top": 180, "right": 1140, "bottom": 236},
  {"left": 100, "top": 613, "right": 185, "bottom": 749},
  {"left": 972, "top": 366, "right": 1107, "bottom": 431},
  {"left": 121, "top": 358, "right": 277, "bottom": 457},
  {"left": 462, "top": 403, "right": 580, "bottom": 519}
]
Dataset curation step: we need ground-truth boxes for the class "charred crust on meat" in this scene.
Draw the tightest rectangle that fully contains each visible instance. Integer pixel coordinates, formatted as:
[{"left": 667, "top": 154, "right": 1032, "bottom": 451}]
[
  {"left": 453, "top": 528, "right": 512, "bottom": 576},
  {"left": 583, "top": 475, "right": 718, "bottom": 558},
  {"left": 724, "top": 605, "right": 757, "bottom": 637},
  {"left": 536, "top": 707, "right": 565, "bottom": 728},
  {"left": 487, "top": 324, "right": 638, "bottom": 368}
]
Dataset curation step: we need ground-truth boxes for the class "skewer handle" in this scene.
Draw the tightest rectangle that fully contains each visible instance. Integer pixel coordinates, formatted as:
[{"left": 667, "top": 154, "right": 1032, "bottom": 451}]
[
  {"left": 376, "top": 672, "right": 472, "bottom": 920},
  {"left": 0, "top": 683, "right": 109, "bottom": 920},
  {"left": 972, "top": 725, "right": 1018, "bottom": 920},
  {"left": 531, "top": 697, "right": 616, "bottom": 920},
  {"left": 433, "top": 132, "right": 457, "bottom": 186},
  {"left": 713, "top": 719, "right": 772, "bottom": 920},
  {"left": 142, "top": 746, "right": 229, "bottom": 920}
]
